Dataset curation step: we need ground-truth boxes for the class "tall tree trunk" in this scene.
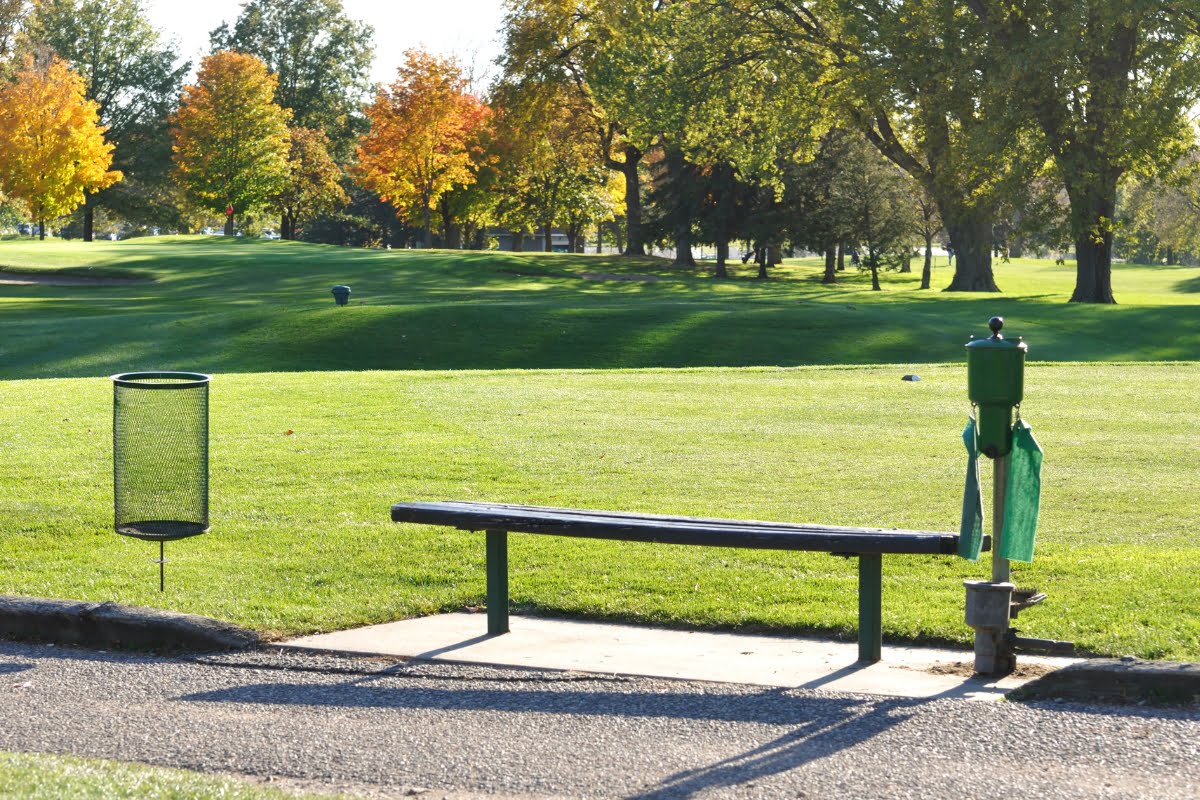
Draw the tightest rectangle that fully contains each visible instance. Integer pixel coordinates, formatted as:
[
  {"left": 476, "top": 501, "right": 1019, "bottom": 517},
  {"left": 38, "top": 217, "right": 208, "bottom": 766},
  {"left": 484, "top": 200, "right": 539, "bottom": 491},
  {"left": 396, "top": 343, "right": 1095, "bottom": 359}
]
[
  {"left": 943, "top": 210, "right": 999, "bottom": 292},
  {"left": 423, "top": 200, "right": 432, "bottom": 249},
  {"left": 543, "top": 223, "right": 553, "bottom": 252},
  {"left": 612, "top": 220, "right": 625, "bottom": 255},
  {"left": 1072, "top": 233, "right": 1115, "bottom": 303},
  {"left": 899, "top": 251, "right": 912, "bottom": 273},
  {"left": 596, "top": 225, "right": 603, "bottom": 254},
  {"left": 712, "top": 164, "right": 733, "bottom": 278},
  {"left": 823, "top": 244, "right": 837, "bottom": 284},
  {"left": 673, "top": 224, "right": 695, "bottom": 267},
  {"left": 610, "top": 145, "right": 644, "bottom": 256},
  {"left": 1009, "top": 235, "right": 1025, "bottom": 259},
  {"left": 755, "top": 245, "right": 768, "bottom": 279},
  {"left": 1067, "top": 179, "right": 1118, "bottom": 303},
  {"left": 38, "top": 218, "right": 45, "bottom": 241},
  {"left": 511, "top": 229, "right": 524, "bottom": 252},
  {"left": 921, "top": 232, "right": 933, "bottom": 290},
  {"left": 869, "top": 251, "right": 881, "bottom": 291},
  {"left": 83, "top": 195, "right": 95, "bottom": 242},
  {"left": 664, "top": 148, "right": 695, "bottom": 268},
  {"left": 437, "top": 199, "right": 462, "bottom": 249},
  {"left": 837, "top": 241, "right": 845, "bottom": 271},
  {"left": 1166, "top": 246, "right": 1176, "bottom": 266}
]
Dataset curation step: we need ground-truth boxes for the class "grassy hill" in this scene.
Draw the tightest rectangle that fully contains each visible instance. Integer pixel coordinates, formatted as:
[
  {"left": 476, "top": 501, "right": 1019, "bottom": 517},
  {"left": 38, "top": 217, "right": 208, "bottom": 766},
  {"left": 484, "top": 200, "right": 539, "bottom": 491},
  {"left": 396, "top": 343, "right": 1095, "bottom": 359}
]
[
  {"left": 1, "top": 236, "right": 1198, "bottom": 379},
  {"left": 0, "top": 237, "right": 1197, "bottom": 659}
]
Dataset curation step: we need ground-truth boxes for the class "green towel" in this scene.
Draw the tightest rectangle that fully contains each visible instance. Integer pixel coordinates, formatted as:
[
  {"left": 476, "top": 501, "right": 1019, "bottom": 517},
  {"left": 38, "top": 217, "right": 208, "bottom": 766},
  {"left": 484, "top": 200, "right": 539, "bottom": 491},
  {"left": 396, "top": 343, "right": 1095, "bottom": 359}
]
[
  {"left": 958, "top": 418, "right": 984, "bottom": 561},
  {"left": 1000, "top": 419, "right": 1043, "bottom": 563}
]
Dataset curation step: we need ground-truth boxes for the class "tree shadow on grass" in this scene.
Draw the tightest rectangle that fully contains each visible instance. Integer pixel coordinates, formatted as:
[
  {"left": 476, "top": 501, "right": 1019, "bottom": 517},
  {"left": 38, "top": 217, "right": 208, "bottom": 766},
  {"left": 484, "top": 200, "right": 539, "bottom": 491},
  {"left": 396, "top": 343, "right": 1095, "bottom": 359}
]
[
  {"left": 3, "top": 238, "right": 1200, "bottom": 379},
  {"left": 1174, "top": 275, "right": 1200, "bottom": 293}
]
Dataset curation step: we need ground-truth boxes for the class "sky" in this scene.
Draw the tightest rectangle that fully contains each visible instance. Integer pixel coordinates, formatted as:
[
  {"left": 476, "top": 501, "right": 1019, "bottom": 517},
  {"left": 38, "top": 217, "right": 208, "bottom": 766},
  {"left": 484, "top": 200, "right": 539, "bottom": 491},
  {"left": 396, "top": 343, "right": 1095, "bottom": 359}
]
[{"left": 143, "top": 0, "right": 507, "bottom": 86}]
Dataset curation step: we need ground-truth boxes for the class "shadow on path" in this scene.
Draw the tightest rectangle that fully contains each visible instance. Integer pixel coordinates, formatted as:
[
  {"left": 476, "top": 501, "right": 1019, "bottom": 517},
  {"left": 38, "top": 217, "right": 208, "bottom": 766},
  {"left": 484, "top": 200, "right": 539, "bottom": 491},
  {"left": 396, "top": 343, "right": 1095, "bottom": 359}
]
[
  {"left": 180, "top": 676, "right": 918, "bottom": 795},
  {"left": 629, "top": 700, "right": 912, "bottom": 798}
]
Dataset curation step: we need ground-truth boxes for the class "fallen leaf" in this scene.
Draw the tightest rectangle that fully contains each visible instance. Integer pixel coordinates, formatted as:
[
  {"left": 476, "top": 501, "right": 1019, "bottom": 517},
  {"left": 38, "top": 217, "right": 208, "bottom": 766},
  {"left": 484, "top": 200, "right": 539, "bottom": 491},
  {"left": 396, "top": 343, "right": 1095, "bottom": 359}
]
[{"left": 285, "top": 429, "right": 294, "bottom": 436}]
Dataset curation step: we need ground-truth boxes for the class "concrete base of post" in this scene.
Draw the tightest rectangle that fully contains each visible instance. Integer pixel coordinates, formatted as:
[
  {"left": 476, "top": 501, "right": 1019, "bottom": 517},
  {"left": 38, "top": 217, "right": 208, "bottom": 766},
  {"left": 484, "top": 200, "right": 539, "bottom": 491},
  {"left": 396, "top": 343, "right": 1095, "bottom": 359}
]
[{"left": 965, "top": 580, "right": 1015, "bottom": 675}]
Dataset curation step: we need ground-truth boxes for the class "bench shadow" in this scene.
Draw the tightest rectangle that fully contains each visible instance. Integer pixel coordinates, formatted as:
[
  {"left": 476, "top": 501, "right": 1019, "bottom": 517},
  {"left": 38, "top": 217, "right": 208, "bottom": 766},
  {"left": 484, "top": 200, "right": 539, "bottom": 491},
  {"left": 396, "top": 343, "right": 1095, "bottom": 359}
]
[
  {"left": 179, "top": 676, "right": 919, "bottom": 795},
  {"left": 627, "top": 700, "right": 909, "bottom": 799}
]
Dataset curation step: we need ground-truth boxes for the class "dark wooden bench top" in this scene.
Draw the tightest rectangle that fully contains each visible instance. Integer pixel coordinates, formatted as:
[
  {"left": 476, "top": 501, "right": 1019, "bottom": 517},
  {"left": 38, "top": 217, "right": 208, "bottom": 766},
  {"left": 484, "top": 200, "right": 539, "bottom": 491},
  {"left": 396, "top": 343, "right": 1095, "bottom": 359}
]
[{"left": 390, "top": 501, "right": 975, "bottom": 555}]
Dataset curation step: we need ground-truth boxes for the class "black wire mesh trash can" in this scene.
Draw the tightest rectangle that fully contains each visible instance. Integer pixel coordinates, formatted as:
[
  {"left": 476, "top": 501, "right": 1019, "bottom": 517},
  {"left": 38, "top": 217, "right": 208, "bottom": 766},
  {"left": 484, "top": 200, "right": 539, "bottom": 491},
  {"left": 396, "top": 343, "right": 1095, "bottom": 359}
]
[{"left": 112, "top": 372, "right": 211, "bottom": 588}]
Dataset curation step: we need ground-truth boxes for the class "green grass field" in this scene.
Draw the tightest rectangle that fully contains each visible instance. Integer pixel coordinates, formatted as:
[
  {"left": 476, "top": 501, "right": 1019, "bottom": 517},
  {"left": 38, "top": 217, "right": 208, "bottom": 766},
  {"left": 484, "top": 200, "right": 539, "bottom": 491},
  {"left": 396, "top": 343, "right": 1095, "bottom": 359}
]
[
  {"left": 1, "top": 236, "right": 1198, "bottom": 379},
  {"left": 1, "top": 238, "right": 1197, "bottom": 659},
  {"left": 0, "top": 752, "right": 343, "bottom": 799}
]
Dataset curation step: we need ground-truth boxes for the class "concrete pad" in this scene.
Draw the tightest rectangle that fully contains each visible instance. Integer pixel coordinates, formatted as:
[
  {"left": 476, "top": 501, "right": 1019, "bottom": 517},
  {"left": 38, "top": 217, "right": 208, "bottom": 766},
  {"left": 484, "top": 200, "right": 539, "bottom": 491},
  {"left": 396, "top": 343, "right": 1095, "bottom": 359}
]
[{"left": 284, "top": 613, "right": 1080, "bottom": 701}]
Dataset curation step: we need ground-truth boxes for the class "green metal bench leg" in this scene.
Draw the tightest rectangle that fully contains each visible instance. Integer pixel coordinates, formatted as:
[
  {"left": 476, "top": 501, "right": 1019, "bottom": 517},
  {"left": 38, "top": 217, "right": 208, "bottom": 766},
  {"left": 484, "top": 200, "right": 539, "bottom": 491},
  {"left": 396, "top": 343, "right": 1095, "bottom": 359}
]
[
  {"left": 486, "top": 529, "right": 509, "bottom": 635},
  {"left": 858, "top": 553, "right": 882, "bottom": 663}
]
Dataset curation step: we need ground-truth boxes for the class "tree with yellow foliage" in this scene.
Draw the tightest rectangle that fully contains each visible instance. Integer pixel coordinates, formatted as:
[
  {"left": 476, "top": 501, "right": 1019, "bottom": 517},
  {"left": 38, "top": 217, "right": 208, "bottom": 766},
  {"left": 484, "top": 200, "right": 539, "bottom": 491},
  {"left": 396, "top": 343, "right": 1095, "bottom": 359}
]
[
  {"left": 172, "top": 51, "right": 291, "bottom": 235},
  {"left": 357, "top": 49, "right": 491, "bottom": 249},
  {"left": 274, "top": 126, "right": 347, "bottom": 240},
  {"left": 0, "top": 55, "right": 121, "bottom": 239}
]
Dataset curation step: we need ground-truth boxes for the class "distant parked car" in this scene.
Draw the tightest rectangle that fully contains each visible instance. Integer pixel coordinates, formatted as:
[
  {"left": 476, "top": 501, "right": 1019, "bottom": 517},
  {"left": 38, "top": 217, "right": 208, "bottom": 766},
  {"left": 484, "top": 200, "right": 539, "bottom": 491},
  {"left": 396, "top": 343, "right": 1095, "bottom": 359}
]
[{"left": 260, "top": 230, "right": 280, "bottom": 240}]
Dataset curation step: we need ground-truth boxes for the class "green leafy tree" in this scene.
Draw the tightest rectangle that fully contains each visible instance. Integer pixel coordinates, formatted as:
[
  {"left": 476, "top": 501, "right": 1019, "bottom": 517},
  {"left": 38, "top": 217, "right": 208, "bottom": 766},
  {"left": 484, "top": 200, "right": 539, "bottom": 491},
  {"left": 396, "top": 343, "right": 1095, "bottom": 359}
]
[
  {"left": 831, "top": 134, "right": 921, "bottom": 291},
  {"left": 27, "top": 0, "right": 187, "bottom": 240},
  {"left": 966, "top": 1, "right": 1200, "bottom": 303},
  {"left": 1119, "top": 161, "right": 1200, "bottom": 265},
  {"left": 500, "top": 0, "right": 656, "bottom": 256},
  {"left": 210, "top": 0, "right": 373, "bottom": 159},
  {"left": 492, "top": 81, "right": 612, "bottom": 252},
  {"left": 723, "top": 0, "right": 1041, "bottom": 293},
  {"left": 642, "top": 2, "right": 826, "bottom": 270},
  {"left": 0, "top": 0, "right": 28, "bottom": 64},
  {"left": 274, "top": 126, "right": 348, "bottom": 240},
  {"left": 171, "top": 51, "right": 291, "bottom": 235}
]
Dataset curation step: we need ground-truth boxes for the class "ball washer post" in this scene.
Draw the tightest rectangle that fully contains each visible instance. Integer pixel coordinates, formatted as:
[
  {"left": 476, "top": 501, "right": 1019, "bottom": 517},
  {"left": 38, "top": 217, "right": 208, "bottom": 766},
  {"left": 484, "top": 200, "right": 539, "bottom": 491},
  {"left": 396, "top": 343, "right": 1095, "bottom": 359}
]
[{"left": 962, "top": 318, "right": 1023, "bottom": 675}]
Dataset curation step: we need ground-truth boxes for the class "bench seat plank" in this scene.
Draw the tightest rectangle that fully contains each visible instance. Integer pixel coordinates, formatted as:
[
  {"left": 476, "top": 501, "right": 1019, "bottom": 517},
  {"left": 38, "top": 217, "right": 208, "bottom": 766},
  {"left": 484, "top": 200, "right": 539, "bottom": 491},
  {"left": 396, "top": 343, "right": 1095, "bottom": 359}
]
[{"left": 391, "top": 500, "right": 967, "bottom": 555}]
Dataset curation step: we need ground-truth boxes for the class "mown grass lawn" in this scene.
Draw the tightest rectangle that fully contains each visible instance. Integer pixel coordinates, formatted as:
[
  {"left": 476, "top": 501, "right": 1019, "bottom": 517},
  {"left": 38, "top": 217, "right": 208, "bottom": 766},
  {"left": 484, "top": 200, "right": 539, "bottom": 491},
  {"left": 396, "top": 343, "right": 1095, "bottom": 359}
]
[
  {"left": 0, "top": 238, "right": 1197, "bottom": 660},
  {"left": 1, "top": 364, "right": 1196, "bottom": 659},
  {"left": 1, "top": 237, "right": 1198, "bottom": 379}
]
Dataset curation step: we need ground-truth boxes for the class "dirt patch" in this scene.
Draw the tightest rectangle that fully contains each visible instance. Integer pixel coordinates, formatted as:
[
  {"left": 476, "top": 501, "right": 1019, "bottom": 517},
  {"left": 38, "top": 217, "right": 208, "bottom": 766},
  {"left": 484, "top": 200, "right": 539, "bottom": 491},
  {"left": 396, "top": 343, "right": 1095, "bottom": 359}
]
[
  {"left": 581, "top": 272, "right": 660, "bottom": 283},
  {"left": 914, "top": 660, "right": 1061, "bottom": 679},
  {"left": 0, "top": 270, "right": 148, "bottom": 286}
]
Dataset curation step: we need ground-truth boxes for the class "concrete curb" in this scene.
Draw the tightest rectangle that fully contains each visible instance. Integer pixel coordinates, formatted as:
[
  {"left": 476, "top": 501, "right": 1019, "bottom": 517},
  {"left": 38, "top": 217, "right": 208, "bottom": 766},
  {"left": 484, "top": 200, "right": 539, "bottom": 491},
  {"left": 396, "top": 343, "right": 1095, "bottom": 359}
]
[
  {"left": 0, "top": 595, "right": 260, "bottom": 652},
  {"left": 1008, "top": 658, "right": 1200, "bottom": 705}
]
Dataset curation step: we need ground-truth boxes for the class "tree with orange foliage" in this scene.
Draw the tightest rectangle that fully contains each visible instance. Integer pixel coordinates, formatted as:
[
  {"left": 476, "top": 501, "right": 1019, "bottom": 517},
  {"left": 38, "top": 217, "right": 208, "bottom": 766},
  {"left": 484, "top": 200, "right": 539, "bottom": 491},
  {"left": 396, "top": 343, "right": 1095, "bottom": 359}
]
[
  {"left": 357, "top": 49, "right": 491, "bottom": 248},
  {"left": 172, "top": 51, "right": 291, "bottom": 235},
  {"left": 0, "top": 55, "right": 121, "bottom": 239}
]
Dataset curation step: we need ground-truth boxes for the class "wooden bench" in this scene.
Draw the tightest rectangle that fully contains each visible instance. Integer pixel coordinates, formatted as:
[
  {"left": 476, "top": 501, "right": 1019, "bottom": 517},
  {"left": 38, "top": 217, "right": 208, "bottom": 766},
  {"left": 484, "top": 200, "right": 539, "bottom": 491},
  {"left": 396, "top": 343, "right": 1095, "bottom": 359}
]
[{"left": 390, "top": 501, "right": 984, "bottom": 663}]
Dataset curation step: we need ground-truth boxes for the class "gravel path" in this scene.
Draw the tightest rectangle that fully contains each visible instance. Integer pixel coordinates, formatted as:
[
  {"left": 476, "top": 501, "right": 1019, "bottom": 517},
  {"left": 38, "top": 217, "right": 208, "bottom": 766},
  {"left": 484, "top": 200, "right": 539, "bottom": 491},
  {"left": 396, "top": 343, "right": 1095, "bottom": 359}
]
[{"left": 1, "top": 641, "right": 1197, "bottom": 799}]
